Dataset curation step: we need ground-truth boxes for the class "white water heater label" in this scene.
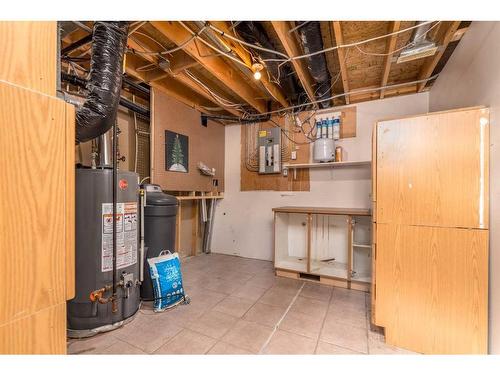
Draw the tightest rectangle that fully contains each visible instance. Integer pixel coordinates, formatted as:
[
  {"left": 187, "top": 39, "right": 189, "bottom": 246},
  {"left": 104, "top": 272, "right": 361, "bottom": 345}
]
[{"left": 101, "top": 202, "right": 138, "bottom": 272}]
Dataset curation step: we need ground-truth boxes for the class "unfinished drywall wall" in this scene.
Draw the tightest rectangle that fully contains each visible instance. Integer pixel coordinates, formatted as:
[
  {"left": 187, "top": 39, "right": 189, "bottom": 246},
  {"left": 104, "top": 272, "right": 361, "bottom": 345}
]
[
  {"left": 428, "top": 21, "right": 500, "bottom": 354},
  {"left": 212, "top": 92, "right": 429, "bottom": 261}
]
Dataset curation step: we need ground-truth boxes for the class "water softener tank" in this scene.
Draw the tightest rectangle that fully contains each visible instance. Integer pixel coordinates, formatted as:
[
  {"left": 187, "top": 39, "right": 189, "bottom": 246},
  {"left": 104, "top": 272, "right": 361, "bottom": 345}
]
[
  {"left": 67, "top": 168, "right": 141, "bottom": 338},
  {"left": 140, "top": 184, "right": 178, "bottom": 300}
]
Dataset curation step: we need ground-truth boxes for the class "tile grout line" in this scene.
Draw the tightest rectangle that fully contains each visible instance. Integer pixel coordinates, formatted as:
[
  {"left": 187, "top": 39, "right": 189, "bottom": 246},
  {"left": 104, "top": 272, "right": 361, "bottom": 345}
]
[
  {"left": 257, "top": 282, "right": 305, "bottom": 354},
  {"left": 313, "top": 288, "right": 335, "bottom": 354},
  {"left": 205, "top": 272, "right": 276, "bottom": 354}
]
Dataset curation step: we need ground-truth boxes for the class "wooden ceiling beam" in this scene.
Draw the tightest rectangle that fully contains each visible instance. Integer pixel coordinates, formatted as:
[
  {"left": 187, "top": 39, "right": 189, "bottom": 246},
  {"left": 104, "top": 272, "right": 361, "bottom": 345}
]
[
  {"left": 380, "top": 21, "right": 401, "bottom": 99},
  {"left": 125, "top": 55, "right": 230, "bottom": 117},
  {"left": 149, "top": 21, "right": 267, "bottom": 114},
  {"left": 127, "top": 37, "right": 241, "bottom": 116},
  {"left": 209, "top": 21, "right": 290, "bottom": 108},
  {"left": 350, "top": 84, "right": 417, "bottom": 103},
  {"left": 332, "top": 21, "right": 350, "bottom": 104},
  {"left": 416, "top": 21, "right": 461, "bottom": 92},
  {"left": 270, "top": 21, "right": 316, "bottom": 106}
]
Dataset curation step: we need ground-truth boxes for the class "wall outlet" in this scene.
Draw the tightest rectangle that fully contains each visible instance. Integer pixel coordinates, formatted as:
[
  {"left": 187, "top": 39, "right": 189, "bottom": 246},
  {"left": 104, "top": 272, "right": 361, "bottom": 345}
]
[{"left": 291, "top": 151, "right": 297, "bottom": 160}]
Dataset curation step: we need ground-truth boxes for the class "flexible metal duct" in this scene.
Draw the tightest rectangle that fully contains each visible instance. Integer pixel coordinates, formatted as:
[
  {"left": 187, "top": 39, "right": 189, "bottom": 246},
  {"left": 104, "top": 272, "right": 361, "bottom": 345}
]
[
  {"left": 76, "top": 21, "right": 129, "bottom": 142},
  {"left": 298, "top": 21, "right": 332, "bottom": 109}
]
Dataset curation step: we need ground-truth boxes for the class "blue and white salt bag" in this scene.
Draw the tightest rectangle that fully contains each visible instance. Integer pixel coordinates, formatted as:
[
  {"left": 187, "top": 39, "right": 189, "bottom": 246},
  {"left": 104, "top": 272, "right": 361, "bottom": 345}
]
[{"left": 147, "top": 250, "right": 186, "bottom": 312}]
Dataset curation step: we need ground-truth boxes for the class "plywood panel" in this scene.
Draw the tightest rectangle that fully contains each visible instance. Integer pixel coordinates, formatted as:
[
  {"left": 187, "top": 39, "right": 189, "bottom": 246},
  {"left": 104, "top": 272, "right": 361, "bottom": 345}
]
[
  {"left": 0, "top": 303, "right": 66, "bottom": 354},
  {"left": 65, "top": 103, "right": 76, "bottom": 300},
  {"left": 0, "top": 22, "right": 57, "bottom": 95},
  {"left": 151, "top": 88, "right": 225, "bottom": 192},
  {"left": 240, "top": 116, "right": 310, "bottom": 192},
  {"left": 376, "top": 107, "right": 489, "bottom": 229},
  {"left": 0, "top": 81, "right": 67, "bottom": 325},
  {"left": 375, "top": 224, "right": 488, "bottom": 354}
]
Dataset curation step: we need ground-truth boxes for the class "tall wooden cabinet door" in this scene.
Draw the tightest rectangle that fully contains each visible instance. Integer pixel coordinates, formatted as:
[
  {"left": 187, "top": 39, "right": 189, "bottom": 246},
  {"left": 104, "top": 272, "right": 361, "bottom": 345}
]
[
  {"left": 376, "top": 107, "right": 489, "bottom": 229},
  {"left": 375, "top": 223, "right": 488, "bottom": 354},
  {"left": 0, "top": 81, "right": 68, "bottom": 352}
]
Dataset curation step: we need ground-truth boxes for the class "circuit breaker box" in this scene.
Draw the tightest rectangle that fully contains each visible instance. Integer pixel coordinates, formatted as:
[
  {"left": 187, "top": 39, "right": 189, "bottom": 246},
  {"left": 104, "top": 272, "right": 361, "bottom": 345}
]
[{"left": 258, "top": 127, "right": 281, "bottom": 174}]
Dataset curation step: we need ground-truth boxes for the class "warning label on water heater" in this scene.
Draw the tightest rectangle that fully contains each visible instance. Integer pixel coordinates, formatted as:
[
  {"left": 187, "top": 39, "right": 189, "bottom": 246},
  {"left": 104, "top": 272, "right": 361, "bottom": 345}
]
[{"left": 101, "top": 202, "right": 138, "bottom": 272}]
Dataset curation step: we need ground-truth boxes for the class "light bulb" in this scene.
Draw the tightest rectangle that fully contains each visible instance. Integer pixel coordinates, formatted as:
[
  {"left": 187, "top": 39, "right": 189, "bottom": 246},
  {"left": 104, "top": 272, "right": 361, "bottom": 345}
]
[{"left": 253, "top": 70, "right": 262, "bottom": 80}]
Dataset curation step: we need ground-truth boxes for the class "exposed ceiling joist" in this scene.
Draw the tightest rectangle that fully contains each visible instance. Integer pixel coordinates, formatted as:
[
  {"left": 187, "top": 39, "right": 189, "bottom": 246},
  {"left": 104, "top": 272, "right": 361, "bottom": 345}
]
[
  {"left": 270, "top": 21, "right": 316, "bottom": 106},
  {"left": 380, "top": 21, "right": 401, "bottom": 99},
  {"left": 350, "top": 84, "right": 417, "bottom": 103},
  {"left": 149, "top": 21, "right": 267, "bottom": 114},
  {"left": 127, "top": 37, "right": 240, "bottom": 116},
  {"left": 417, "top": 21, "right": 461, "bottom": 92},
  {"left": 209, "top": 21, "right": 290, "bottom": 108},
  {"left": 332, "top": 21, "right": 350, "bottom": 104},
  {"left": 126, "top": 54, "right": 227, "bottom": 116}
]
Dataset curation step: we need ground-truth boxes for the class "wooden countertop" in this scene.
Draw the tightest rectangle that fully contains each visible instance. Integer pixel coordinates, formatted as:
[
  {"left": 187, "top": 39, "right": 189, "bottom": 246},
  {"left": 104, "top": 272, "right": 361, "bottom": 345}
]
[{"left": 272, "top": 206, "right": 371, "bottom": 216}]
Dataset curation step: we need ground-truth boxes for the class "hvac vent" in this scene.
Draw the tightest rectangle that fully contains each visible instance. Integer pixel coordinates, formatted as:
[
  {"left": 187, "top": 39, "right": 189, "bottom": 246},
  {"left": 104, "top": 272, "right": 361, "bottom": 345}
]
[
  {"left": 397, "top": 44, "right": 438, "bottom": 63},
  {"left": 397, "top": 21, "right": 438, "bottom": 64}
]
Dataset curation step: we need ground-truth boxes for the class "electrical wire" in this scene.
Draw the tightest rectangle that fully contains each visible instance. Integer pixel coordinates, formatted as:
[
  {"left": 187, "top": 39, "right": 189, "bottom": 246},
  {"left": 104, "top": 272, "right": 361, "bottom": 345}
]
[
  {"left": 179, "top": 21, "right": 250, "bottom": 70},
  {"left": 184, "top": 69, "right": 248, "bottom": 113},
  {"left": 207, "top": 23, "right": 289, "bottom": 59},
  {"left": 353, "top": 21, "right": 441, "bottom": 57},
  {"left": 261, "top": 21, "right": 437, "bottom": 64},
  {"left": 241, "top": 74, "right": 440, "bottom": 120}
]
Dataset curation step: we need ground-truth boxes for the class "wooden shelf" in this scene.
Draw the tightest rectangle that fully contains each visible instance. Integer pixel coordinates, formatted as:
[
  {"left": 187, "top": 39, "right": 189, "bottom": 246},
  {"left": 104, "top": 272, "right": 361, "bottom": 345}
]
[
  {"left": 176, "top": 194, "right": 223, "bottom": 201},
  {"left": 283, "top": 160, "right": 371, "bottom": 170},
  {"left": 273, "top": 206, "right": 371, "bottom": 216}
]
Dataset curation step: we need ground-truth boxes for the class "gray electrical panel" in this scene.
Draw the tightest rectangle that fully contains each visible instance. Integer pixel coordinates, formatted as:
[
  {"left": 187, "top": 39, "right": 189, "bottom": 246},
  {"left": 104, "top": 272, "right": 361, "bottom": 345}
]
[{"left": 258, "top": 127, "right": 281, "bottom": 174}]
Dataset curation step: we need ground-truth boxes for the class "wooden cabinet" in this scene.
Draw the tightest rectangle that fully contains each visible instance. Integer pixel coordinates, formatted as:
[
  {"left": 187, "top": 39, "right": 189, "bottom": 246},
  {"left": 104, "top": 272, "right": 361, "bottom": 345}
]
[
  {"left": 273, "top": 206, "right": 371, "bottom": 291},
  {"left": 372, "top": 107, "right": 489, "bottom": 354},
  {"left": 0, "top": 22, "right": 74, "bottom": 354}
]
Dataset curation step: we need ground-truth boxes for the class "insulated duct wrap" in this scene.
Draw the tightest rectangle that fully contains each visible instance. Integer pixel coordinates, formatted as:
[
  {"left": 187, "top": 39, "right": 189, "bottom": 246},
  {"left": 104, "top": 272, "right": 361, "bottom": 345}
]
[
  {"left": 298, "top": 21, "right": 332, "bottom": 108},
  {"left": 76, "top": 21, "right": 129, "bottom": 142},
  {"left": 235, "top": 22, "right": 300, "bottom": 103}
]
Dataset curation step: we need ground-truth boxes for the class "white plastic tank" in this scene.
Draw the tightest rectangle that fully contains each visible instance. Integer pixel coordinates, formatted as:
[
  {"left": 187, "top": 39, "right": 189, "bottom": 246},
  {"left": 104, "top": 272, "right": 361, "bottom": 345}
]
[{"left": 313, "top": 138, "right": 335, "bottom": 162}]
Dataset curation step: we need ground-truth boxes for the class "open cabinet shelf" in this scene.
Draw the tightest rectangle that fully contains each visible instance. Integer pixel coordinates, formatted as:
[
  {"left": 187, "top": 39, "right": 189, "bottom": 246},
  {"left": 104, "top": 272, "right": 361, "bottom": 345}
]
[{"left": 273, "top": 207, "right": 372, "bottom": 289}]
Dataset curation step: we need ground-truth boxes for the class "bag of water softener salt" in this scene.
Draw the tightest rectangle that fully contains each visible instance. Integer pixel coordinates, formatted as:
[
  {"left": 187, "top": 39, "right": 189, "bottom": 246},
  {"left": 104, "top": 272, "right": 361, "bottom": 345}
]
[{"left": 147, "top": 250, "right": 187, "bottom": 312}]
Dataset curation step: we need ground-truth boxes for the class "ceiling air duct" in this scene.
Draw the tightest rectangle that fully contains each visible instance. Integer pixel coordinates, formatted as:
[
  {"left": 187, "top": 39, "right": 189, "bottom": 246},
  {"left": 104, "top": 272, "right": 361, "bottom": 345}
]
[
  {"left": 397, "top": 22, "right": 438, "bottom": 64},
  {"left": 298, "top": 21, "right": 332, "bottom": 109},
  {"left": 75, "top": 21, "right": 129, "bottom": 143}
]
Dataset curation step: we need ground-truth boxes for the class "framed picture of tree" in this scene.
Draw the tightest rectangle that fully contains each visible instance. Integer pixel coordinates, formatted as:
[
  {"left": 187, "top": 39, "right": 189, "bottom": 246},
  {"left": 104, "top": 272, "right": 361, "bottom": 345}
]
[{"left": 165, "top": 130, "right": 189, "bottom": 173}]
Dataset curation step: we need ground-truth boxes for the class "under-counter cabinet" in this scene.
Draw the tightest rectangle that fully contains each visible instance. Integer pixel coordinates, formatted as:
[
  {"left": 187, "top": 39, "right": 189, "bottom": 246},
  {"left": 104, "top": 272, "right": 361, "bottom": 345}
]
[{"left": 273, "top": 206, "right": 371, "bottom": 291}]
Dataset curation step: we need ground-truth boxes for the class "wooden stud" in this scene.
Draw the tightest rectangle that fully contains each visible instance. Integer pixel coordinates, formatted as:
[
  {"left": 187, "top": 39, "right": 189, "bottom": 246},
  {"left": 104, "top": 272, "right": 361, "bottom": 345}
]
[
  {"left": 191, "top": 201, "right": 199, "bottom": 256},
  {"left": 150, "top": 21, "right": 267, "bottom": 113},
  {"left": 416, "top": 21, "right": 461, "bottom": 92},
  {"left": 307, "top": 213, "right": 312, "bottom": 274},
  {"left": 175, "top": 201, "right": 182, "bottom": 252},
  {"left": 332, "top": 22, "right": 350, "bottom": 104},
  {"left": 347, "top": 215, "right": 353, "bottom": 288},
  {"left": 380, "top": 21, "right": 401, "bottom": 99},
  {"left": 270, "top": 21, "right": 317, "bottom": 105},
  {"left": 209, "top": 21, "right": 290, "bottom": 108}
]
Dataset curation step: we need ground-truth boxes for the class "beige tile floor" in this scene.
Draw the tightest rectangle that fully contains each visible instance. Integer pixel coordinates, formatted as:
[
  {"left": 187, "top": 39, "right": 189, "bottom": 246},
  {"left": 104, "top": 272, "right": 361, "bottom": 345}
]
[{"left": 67, "top": 254, "right": 415, "bottom": 355}]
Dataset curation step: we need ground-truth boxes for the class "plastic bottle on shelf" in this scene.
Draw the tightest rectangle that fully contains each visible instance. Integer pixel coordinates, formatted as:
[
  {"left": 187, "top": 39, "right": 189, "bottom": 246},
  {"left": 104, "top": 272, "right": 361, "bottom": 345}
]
[
  {"left": 333, "top": 113, "right": 341, "bottom": 140},
  {"left": 315, "top": 117, "right": 322, "bottom": 139},
  {"left": 327, "top": 117, "right": 334, "bottom": 139},
  {"left": 321, "top": 117, "right": 328, "bottom": 138}
]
